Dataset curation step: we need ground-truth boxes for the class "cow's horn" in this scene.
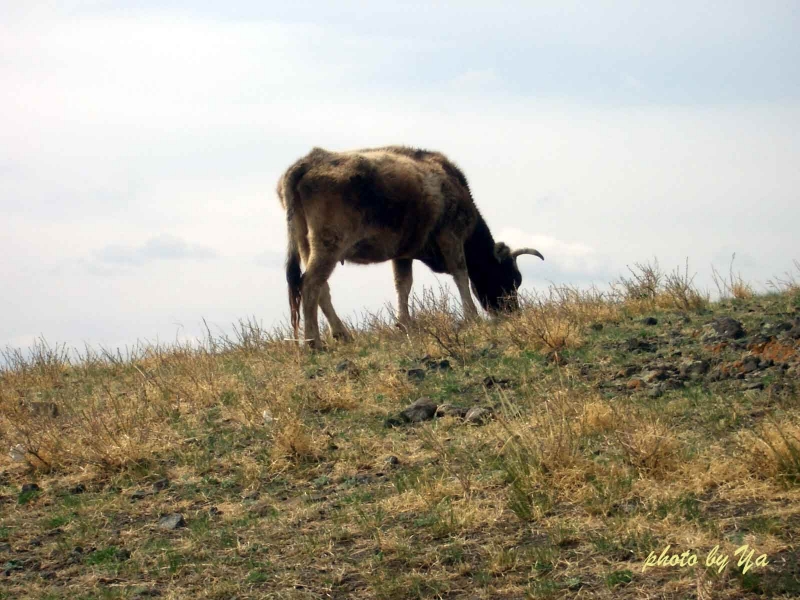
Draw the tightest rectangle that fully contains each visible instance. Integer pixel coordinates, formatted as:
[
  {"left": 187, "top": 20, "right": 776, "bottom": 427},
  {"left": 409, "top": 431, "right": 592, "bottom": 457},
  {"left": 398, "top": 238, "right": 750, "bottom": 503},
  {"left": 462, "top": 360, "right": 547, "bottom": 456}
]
[{"left": 511, "top": 247, "right": 544, "bottom": 261}]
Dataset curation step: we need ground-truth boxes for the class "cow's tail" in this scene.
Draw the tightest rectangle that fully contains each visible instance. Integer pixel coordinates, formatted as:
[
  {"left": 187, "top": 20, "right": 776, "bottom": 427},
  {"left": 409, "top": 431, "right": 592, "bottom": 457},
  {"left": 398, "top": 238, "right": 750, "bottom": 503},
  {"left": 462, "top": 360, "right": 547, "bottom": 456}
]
[{"left": 281, "top": 162, "right": 308, "bottom": 341}]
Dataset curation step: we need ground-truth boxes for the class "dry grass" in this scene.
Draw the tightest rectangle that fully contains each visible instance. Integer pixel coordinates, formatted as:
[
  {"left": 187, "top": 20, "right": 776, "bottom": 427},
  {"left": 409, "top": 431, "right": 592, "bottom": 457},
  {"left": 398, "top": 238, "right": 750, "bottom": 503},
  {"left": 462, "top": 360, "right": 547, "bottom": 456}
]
[{"left": 1, "top": 263, "right": 799, "bottom": 599}]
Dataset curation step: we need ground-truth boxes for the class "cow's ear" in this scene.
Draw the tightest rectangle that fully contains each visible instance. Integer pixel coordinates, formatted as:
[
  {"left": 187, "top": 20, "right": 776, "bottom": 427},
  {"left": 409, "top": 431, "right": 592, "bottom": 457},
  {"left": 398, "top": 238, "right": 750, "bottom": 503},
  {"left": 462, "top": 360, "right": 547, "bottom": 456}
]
[{"left": 494, "top": 242, "right": 511, "bottom": 261}]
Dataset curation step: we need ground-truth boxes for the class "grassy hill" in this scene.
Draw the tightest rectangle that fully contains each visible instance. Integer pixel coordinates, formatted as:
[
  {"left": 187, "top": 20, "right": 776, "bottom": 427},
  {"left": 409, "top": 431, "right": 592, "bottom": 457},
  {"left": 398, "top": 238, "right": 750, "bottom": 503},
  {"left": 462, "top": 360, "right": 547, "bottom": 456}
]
[{"left": 1, "top": 262, "right": 799, "bottom": 599}]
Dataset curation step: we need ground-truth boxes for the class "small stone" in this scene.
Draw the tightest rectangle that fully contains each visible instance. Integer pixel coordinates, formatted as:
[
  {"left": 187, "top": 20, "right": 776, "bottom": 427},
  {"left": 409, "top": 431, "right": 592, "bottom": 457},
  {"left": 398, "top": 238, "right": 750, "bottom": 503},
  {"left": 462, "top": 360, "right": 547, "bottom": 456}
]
[
  {"left": 385, "top": 456, "right": 400, "bottom": 466},
  {"left": 400, "top": 397, "right": 438, "bottom": 423},
  {"left": 152, "top": 478, "right": 169, "bottom": 492},
  {"left": 425, "top": 359, "right": 451, "bottom": 371},
  {"left": 242, "top": 490, "right": 260, "bottom": 501},
  {"left": 741, "top": 355, "right": 760, "bottom": 373},
  {"left": 590, "top": 323, "right": 604, "bottom": 331},
  {"left": 131, "top": 489, "right": 153, "bottom": 501},
  {"left": 680, "top": 359, "right": 710, "bottom": 380},
  {"left": 710, "top": 317, "right": 745, "bottom": 340},
  {"left": 208, "top": 506, "right": 222, "bottom": 517},
  {"left": 483, "top": 375, "right": 512, "bottom": 388},
  {"left": 642, "top": 317, "right": 658, "bottom": 326},
  {"left": 21, "top": 483, "right": 40, "bottom": 494},
  {"left": 615, "top": 366, "right": 638, "bottom": 379},
  {"left": 70, "top": 483, "right": 86, "bottom": 495},
  {"left": 464, "top": 406, "right": 494, "bottom": 425},
  {"left": 115, "top": 548, "right": 132, "bottom": 561},
  {"left": 642, "top": 369, "right": 668, "bottom": 383},
  {"left": 626, "top": 338, "right": 656, "bottom": 353},
  {"left": 661, "top": 378, "right": 684, "bottom": 390},
  {"left": 626, "top": 378, "right": 645, "bottom": 390},
  {"left": 648, "top": 385, "right": 664, "bottom": 399},
  {"left": 406, "top": 368, "right": 426, "bottom": 381},
  {"left": 435, "top": 404, "right": 469, "bottom": 419},
  {"left": 335, "top": 360, "right": 358, "bottom": 374},
  {"left": 158, "top": 513, "right": 185, "bottom": 530},
  {"left": 743, "top": 381, "right": 764, "bottom": 391}
]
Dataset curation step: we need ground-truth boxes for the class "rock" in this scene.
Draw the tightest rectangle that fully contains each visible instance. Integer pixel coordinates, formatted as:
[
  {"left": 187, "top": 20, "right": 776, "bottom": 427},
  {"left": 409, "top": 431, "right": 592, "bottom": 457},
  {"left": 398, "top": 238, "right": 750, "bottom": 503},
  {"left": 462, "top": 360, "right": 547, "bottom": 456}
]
[
  {"left": 483, "top": 375, "right": 513, "bottom": 388},
  {"left": 626, "top": 378, "right": 645, "bottom": 390},
  {"left": 400, "top": 397, "right": 438, "bottom": 423},
  {"left": 664, "top": 378, "right": 684, "bottom": 390},
  {"left": 464, "top": 406, "right": 494, "bottom": 424},
  {"left": 642, "top": 317, "right": 658, "bottom": 326},
  {"left": 335, "top": 360, "right": 358, "bottom": 375},
  {"left": 208, "top": 506, "right": 222, "bottom": 517},
  {"left": 385, "top": 455, "right": 400, "bottom": 466},
  {"left": 764, "top": 322, "right": 793, "bottom": 335},
  {"left": 21, "top": 483, "right": 40, "bottom": 494},
  {"left": 406, "top": 368, "right": 426, "bottom": 381},
  {"left": 70, "top": 483, "right": 86, "bottom": 495},
  {"left": 648, "top": 385, "right": 664, "bottom": 399},
  {"left": 626, "top": 338, "right": 656, "bottom": 353},
  {"left": 710, "top": 317, "right": 745, "bottom": 340},
  {"left": 707, "top": 365, "right": 728, "bottom": 381},
  {"left": 115, "top": 548, "right": 132, "bottom": 561},
  {"left": 152, "top": 478, "right": 169, "bottom": 492},
  {"left": 590, "top": 323, "right": 604, "bottom": 331},
  {"left": 680, "top": 359, "right": 710, "bottom": 380},
  {"left": 741, "top": 355, "right": 760, "bottom": 373},
  {"left": 384, "top": 415, "right": 405, "bottom": 428},
  {"left": 615, "top": 366, "right": 638, "bottom": 379},
  {"left": 131, "top": 489, "right": 153, "bottom": 501},
  {"left": 435, "top": 404, "right": 469, "bottom": 419},
  {"left": 425, "top": 359, "right": 451, "bottom": 371},
  {"left": 642, "top": 369, "right": 668, "bottom": 383},
  {"left": 742, "top": 381, "right": 764, "bottom": 391},
  {"left": 158, "top": 513, "right": 185, "bottom": 530}
]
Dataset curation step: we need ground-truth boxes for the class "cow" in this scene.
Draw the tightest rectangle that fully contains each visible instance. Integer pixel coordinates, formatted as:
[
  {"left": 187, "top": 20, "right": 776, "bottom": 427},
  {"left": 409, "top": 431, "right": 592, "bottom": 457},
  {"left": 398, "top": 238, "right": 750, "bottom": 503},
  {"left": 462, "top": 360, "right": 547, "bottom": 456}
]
[{"left": 277, "top": 145, "right": 543, "bottom": 348}]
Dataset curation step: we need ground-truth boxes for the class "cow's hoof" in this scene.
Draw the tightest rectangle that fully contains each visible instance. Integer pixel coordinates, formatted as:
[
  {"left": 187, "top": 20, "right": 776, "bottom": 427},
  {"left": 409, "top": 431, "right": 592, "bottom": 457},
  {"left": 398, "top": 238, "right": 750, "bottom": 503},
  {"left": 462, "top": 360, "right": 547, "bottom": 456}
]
[
  {"left": 332, "top": 330, "right": 352, "bottom": 342},
  {"left": 307, "top": 339, "right": 328, "bottom": 352}
]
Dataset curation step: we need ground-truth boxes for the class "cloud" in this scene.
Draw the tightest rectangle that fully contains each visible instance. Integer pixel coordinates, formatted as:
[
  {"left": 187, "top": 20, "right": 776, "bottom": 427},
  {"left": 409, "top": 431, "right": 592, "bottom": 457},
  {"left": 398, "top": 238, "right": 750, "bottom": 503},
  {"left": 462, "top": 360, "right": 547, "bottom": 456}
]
[{"left": 93, "top": 234, "right": 218, "bottom": 267}]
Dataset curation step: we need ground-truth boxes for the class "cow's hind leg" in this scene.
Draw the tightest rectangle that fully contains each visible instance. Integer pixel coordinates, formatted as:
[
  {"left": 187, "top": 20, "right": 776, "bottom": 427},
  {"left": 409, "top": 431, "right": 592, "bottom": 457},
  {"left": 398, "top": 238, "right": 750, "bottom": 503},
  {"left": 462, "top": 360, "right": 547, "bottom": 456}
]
[
  {"left": 301, "top": 252, "right": 339, "bottom": 350},
  {"left": 392, "top": 259, "right": 413, "bottom": 329},
  {"left": 319, "top": 282, "right": 351, "bottom": 341}
]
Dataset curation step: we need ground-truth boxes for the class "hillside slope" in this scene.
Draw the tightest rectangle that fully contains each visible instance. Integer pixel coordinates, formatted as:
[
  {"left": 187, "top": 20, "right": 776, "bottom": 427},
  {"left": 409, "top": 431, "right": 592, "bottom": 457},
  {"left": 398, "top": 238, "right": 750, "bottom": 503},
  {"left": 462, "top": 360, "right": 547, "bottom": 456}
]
[{"left": 2, "top": 273, "right": 799, "bottom": 599}]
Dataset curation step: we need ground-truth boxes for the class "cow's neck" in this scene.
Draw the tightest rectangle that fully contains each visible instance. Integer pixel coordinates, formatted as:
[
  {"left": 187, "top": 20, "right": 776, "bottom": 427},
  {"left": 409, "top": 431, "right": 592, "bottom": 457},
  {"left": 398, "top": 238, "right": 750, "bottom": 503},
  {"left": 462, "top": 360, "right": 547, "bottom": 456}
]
[{"left": 463, "top": 214, "right": 496, "bottom": 309}]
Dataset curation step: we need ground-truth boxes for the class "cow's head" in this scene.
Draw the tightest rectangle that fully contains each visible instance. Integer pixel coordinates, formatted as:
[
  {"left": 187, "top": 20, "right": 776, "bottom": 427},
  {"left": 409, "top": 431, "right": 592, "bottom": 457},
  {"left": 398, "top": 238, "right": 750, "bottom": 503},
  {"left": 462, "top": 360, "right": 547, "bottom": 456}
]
[{"left": 473, "top": 243, "right": 544, "bottom": 312}]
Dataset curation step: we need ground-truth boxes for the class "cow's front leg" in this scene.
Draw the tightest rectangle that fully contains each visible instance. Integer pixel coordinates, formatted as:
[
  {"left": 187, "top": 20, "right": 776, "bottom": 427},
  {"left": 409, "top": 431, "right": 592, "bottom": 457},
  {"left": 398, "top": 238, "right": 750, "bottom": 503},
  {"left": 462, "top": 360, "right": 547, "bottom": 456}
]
[
  {"left": 438, "top": 237, "right": 479, "bottom": 321},
  {"left": 319, "top": 282, "right": 351, "bottom": 341}
]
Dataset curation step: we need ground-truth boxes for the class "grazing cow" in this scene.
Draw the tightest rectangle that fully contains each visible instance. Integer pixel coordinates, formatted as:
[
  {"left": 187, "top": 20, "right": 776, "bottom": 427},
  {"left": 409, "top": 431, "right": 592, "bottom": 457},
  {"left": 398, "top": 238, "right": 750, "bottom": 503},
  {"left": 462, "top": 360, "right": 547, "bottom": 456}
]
[{"left": 277, "top": 146, "right": 543, "bottom": 348}]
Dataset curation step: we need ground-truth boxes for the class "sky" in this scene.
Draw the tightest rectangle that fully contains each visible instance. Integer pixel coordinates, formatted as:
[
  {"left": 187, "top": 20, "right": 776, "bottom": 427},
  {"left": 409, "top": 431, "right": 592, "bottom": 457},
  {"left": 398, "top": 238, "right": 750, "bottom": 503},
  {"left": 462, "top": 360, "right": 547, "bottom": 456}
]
[{"left": 1, "top": 1, "right": 799, "bottom": 355}]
